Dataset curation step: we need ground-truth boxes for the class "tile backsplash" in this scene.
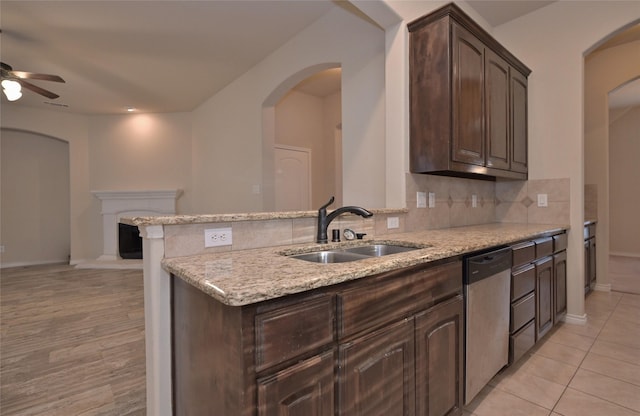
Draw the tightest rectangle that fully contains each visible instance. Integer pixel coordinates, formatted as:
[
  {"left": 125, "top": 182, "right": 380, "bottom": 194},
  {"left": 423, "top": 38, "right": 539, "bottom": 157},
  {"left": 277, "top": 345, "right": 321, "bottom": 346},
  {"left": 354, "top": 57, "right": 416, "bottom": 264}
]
[{"left": 161, "top": 174, "right": 571, "bottom": 258}]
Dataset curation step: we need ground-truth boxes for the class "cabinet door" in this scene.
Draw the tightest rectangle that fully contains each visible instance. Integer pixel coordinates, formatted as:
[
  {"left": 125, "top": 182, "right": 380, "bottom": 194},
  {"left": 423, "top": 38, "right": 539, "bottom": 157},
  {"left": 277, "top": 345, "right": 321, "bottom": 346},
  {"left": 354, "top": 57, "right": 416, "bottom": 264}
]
[
  {"left": 553, "top": 251, "right": 567, "bottom": 323},
  {"left": 535, "top": 256, "right": 554, "bottom": 340},
  {"left": 339, "top": 318, "right": 415, "bottom": 416},
  {"left": 510, "top": 70, "right": 528, "bottom": 174},
  {"left": 415, "top": 296, "right": 463, "bottom": 416},
  {"left": 584, "top": 240, "right": 591, "bottom": 293},
  {"left": 589, "top": 238, "right": 597, "bottom": 285},
  {"left": 452, "top": 23, "right": 485, "bottom": 167},
  {"left": 257, "top": 350, "right": 335, "bottom": 416},
  {"left": 485, "top": 49, "right": 510, "bottom": 171}
]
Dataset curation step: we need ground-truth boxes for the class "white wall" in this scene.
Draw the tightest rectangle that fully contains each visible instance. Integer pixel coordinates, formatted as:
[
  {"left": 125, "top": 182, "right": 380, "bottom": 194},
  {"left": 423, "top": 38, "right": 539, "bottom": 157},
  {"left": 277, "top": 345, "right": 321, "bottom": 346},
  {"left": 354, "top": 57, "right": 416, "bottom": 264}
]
[
  {"left": 1, "top": 130, "right": 70, "bottom": 266},
  {"left": 88, "top": 113, "right": 192, "bottom": 213},
  {"left": 609, "top": 105, "right": 640, "bottom": 256},
  {"left": 191, "top": 5, "right": 385, "bottom": 214}
]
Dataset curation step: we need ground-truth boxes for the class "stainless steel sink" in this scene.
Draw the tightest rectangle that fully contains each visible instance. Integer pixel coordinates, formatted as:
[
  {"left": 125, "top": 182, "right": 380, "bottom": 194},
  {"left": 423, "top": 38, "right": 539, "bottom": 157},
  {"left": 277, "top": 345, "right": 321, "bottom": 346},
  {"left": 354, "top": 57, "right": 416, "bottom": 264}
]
[
  {"left": 290, "top": 251, "right": 370, "bottom": 264},
  {"left": 288, "top": 244, "right": 420, "bottom": 263},
  {"left": 343, "top": 244, "right": 418, "bottom": 257}
]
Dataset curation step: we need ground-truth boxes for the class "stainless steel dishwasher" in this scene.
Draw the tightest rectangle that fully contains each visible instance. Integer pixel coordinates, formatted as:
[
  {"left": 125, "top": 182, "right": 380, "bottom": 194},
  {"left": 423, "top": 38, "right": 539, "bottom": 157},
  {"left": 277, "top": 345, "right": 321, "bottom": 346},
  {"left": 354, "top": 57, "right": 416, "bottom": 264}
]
[{"left": 464, "top": 246, "right": 512, "bottom": 405}]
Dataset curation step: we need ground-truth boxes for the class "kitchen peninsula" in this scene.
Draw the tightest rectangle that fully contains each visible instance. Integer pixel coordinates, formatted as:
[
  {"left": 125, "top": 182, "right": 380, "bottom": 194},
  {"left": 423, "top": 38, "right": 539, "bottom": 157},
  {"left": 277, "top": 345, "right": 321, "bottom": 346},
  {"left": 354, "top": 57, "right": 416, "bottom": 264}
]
[{"left": 128, "top": 211, "right": 568, "bottom": 416}]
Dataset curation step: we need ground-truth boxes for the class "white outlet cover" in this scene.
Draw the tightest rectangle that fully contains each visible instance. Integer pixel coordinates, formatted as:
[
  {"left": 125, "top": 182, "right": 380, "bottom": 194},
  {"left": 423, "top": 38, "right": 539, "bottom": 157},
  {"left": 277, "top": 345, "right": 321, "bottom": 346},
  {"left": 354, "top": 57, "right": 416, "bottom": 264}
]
[
  {"left": 204, "top": 227, "right": 233, "bottom": 247},
  {"left": 472, "top": 194, "right": 478, "bottom": 208},
  {"left": 417, "top": 192, "right": 427, "bottom": 208},
  {"left": 387, "top": 217, "right": 400, "bottom": 229}
]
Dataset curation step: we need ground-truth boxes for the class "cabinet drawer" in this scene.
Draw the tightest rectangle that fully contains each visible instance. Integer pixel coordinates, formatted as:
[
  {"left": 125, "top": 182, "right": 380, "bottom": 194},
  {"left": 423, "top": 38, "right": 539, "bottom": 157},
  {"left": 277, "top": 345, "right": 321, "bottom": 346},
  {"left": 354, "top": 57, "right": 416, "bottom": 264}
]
[
  {"left": 553, "top": 233, "right": 567, "bottom": 253},
  {"left": 535, "top": 237, "right": 553, "bottom": 259},
  {"left": 511, "top": 263, "right": 535, "bottom": 301},
  {"left": 255, "top": 294, "right": 335, "bottom": 372},
  {"left": 512, "top": 241, "right": 535, "bottom": 268},
  {"left": 509, "top": 319, "right": 535, "bottom": 365},
  {"left": 338, "top": 261, "right": 461, "bottom": 339},
  {"left": 510, "top": 291, "right": 535, "bottom": 333}
]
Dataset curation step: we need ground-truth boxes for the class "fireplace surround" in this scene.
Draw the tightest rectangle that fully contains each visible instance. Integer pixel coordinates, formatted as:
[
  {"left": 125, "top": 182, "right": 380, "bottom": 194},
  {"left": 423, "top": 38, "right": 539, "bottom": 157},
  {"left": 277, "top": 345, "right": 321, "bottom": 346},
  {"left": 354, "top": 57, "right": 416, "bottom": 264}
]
[{"left": 87, "top": 190, "right": 181, "bottom": 267}]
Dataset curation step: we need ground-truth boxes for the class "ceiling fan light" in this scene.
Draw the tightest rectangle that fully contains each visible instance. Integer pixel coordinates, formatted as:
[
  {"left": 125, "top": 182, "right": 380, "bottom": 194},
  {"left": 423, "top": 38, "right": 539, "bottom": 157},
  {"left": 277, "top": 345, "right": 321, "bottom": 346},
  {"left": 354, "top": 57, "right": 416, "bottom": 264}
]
[
  {"left": 1, "top": 79, "right": 21, "bottom": 92},
  {"left": 3, "top": 88, "right": 22, "bottom": 101}
]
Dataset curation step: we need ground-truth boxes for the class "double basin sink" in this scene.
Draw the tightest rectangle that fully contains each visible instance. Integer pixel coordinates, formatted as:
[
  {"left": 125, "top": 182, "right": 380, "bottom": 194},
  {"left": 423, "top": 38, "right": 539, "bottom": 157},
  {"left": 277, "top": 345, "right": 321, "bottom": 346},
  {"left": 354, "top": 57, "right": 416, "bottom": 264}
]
[{"left": 289, "top": 244, "right": 419, "bottom": 264}]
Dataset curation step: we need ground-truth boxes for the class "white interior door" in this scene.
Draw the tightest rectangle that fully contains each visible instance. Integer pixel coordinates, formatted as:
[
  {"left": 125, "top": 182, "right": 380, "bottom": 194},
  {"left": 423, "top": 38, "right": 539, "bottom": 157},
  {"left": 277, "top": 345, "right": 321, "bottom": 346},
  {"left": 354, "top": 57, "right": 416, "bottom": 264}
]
[{"left": 275, "top": 145, "right": 311, "bottom": 211}]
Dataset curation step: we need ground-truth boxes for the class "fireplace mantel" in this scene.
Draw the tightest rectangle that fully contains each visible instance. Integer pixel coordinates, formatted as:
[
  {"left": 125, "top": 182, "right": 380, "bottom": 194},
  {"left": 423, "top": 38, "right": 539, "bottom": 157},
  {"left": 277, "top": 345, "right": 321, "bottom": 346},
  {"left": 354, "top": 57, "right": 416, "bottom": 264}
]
[{"left": 90, "top": 190, "right": 182, "bottom": 266}]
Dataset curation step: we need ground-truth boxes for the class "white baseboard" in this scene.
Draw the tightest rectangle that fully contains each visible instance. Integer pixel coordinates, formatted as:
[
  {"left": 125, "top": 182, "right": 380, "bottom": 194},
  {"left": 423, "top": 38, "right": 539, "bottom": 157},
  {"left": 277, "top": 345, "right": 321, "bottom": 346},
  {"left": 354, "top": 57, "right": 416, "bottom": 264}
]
[
  {"left": 594, "top": 283, "right": 611, "bottom": 292},
  {"left": 563, "top": 313, "right": 588, "bottom": 325},
  {"left": 75, "top": 259, "right": 143, "bottom": 270},
  {"left": 0, "top": 260, "right": 68, "bottom": 269},
  {"left": 610, "top": 252, "right": 640, "bottom": 259}
]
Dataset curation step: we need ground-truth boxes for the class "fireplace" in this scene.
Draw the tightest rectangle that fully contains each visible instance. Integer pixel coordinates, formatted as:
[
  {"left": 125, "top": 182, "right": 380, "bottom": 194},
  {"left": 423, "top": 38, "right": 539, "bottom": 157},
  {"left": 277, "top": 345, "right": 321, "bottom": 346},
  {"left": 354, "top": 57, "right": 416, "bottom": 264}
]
[
  {"left": 88, "top": 190, "right": 181, "bottom": 266},
  {"left": 119, "top": 223, "right": 143, "bottom": 259}
]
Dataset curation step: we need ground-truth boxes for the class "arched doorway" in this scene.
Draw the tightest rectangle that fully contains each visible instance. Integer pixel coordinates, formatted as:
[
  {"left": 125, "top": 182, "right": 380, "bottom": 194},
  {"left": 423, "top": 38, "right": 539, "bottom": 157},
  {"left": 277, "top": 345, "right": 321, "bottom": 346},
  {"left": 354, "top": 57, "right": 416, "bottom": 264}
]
[
  {"left": 0, "top": 129, "right": 70, "bottom": 267},
  {"left": 584, "top": 21, "right": 640, "bottom": 293},
  {"left": 263, "top": 65, "right": 342, "bottom": 211}
]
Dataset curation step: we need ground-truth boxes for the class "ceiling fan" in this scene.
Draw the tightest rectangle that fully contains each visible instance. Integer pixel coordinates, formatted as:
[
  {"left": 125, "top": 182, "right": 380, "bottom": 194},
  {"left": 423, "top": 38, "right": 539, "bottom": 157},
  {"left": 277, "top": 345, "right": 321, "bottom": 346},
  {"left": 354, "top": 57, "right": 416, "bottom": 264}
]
[{"left": 1, "top": 61, "right": 65, "bottom": 101}]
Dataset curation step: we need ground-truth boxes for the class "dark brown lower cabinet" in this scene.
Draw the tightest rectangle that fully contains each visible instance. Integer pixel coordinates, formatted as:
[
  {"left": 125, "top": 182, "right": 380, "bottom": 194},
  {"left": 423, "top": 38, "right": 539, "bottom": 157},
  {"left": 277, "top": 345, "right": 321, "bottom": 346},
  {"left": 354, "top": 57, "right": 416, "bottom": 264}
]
[
  {"left": 415, "top": 296, "right": 464, "bottom": 416},
  {"left": 258, "top": 350, "right": 335, "bottom": 416},
  {"left": 339, "top": 318, "right": 416, "bottom": 416},
  {"left": 535, "top": 256, "right": 554, "bottom": 340},
  {"left": 172, "top": 260, "right": 463, "bottom": 416},
  {"left": 553, "top": 251, "right": 567, "bottom": 323}
]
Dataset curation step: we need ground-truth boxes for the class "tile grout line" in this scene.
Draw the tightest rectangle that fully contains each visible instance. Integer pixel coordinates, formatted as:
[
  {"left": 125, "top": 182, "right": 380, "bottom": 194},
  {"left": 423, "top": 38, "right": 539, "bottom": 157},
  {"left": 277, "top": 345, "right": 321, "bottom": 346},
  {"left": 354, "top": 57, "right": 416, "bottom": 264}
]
[{"left": 549, "top": 291, "right": 627, "bottom": 415}]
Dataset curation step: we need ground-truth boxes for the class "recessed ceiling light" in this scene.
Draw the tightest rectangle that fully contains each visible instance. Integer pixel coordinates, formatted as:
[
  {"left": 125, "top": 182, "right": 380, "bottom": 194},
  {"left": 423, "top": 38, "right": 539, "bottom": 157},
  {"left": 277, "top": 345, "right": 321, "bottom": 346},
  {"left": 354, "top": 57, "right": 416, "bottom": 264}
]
[{"left": 126, "top": 107, "right": 136, "bottom": 112}]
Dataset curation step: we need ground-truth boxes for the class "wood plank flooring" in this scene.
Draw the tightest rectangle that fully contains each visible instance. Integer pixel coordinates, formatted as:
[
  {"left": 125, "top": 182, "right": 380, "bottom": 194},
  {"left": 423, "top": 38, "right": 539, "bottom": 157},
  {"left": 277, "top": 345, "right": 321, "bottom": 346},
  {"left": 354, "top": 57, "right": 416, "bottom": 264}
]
[{"left": 1, "top": 264, "right": 146, "bottom": 415}]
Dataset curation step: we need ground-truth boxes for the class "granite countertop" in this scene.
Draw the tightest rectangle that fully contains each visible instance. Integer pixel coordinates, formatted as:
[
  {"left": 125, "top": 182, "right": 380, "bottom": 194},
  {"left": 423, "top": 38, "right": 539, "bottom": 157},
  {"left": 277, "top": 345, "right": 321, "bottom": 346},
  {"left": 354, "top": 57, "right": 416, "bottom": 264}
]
[
  {"left": 125, "top": 207, "right": 408, "bottom": 226},
  {"left": 163, "top": 222, "right": 568, "bottom": 307}
]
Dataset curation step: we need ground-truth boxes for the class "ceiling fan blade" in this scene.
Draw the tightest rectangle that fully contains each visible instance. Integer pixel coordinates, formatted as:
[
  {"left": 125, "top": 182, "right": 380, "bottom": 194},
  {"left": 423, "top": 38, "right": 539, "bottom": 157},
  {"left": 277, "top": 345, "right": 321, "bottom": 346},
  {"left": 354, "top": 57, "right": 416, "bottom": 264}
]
[
  {"left": 18, "top": 79, "right": 60, "bottom": 99},
  {"left": 11, "top": 70, "right": 65, "bottom": 83}
]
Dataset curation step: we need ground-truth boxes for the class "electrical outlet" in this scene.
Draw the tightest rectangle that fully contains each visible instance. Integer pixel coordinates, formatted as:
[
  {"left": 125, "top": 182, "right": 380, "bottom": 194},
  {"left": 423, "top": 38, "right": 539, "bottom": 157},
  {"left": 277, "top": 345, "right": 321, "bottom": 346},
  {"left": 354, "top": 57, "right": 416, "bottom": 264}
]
[
  {"left": 472, "top": 194, "right": 478, "bottom": 208},
  {"left": 387, "top": 217, "right": 400, "bottom": 229},
  {"left": 0, "top": 245, "right": 4, "bottom": 253},
  {"left": 428, "top": 192, "right": 436, "bottom": 208},
  {"left": 417, "top": 192, "right": 427, "bottom": 208},
  {"left": 204, "top": 228, "right": 233, "bottom": 247},
  {"left": 537, "top": 194, "right": 548, "bottom": 207}
]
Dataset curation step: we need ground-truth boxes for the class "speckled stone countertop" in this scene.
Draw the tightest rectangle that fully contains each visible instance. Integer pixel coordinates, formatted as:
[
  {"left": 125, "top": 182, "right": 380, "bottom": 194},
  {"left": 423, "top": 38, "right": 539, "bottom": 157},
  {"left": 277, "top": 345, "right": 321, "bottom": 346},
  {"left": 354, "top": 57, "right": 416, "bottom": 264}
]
[
  {"left": 162, "top": 222, "right": 568, "bottom": 307},
  {"left": 125, "top": 208, "right": 408, "bottom": 226}
]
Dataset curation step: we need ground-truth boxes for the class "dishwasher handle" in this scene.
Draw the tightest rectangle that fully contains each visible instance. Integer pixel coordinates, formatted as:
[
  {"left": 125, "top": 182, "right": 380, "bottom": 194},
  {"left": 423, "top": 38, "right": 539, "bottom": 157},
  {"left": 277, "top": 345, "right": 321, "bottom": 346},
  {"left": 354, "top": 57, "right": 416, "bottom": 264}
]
[{"left": 465, "top": 247, "right": 512, "bottom": 284}]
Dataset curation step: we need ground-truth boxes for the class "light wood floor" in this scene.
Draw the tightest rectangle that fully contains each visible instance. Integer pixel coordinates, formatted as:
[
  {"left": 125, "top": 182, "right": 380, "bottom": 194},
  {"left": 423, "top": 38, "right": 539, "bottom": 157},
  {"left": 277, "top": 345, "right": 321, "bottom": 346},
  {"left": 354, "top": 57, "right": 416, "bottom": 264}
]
[{"left": 1, "top": 264, "right": 146, "bottom": 415}]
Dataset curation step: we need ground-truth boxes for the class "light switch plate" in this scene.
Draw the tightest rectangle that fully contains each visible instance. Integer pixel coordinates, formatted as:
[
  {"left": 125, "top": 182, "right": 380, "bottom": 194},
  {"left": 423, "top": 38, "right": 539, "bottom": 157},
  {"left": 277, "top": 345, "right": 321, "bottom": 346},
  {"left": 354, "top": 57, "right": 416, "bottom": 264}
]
[
  {"left": 387, "top": 217, "right": 400, "bottom": 229},
  {"left": 417, "top": 192, "right": 427, "bottom": 208},
  {"left": 472, "top": 194, "right": 478, "bottom": 208},
  {"left": 537, "top": 194, "right": 548, "bottom": 207},
  {"left": 428, "top": 192, "right": 436, "bottom": 208}
]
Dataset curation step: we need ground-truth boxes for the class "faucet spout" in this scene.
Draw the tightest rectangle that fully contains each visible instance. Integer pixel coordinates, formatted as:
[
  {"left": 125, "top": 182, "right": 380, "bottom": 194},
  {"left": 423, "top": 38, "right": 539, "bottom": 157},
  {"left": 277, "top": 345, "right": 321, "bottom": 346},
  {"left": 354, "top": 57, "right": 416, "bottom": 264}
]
[{"left": 316, "top": 196, "right": 373, "bottom": 243}]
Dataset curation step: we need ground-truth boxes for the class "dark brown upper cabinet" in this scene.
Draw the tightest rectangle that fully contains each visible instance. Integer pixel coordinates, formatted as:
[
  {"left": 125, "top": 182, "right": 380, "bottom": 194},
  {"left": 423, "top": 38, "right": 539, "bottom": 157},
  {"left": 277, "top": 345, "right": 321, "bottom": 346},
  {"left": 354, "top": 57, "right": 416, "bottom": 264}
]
[{"left": 408, "top": 3, "right": 531, "bottom": 180}]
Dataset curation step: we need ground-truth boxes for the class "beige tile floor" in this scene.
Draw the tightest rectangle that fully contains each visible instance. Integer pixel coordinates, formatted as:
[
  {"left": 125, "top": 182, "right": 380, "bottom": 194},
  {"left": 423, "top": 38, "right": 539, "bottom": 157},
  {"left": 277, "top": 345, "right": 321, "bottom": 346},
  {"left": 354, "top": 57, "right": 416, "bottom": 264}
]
[{"left": 464, "top": 289, "right": 640, "bottom": 416}]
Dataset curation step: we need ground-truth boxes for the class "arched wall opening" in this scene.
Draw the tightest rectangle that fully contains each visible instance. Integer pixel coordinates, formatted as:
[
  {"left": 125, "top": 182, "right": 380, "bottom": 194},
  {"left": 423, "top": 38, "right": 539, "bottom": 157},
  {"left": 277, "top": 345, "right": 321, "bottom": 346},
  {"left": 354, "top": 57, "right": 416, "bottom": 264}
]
[
  {"left": 583, "top": 20, "right": 640, "bottom": 292},
  {"left": 262, "top": 63, "right": 342, "bottom": 211},
  {"left": 0, "top": 128, "right": 71, "bottom": 267}
]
